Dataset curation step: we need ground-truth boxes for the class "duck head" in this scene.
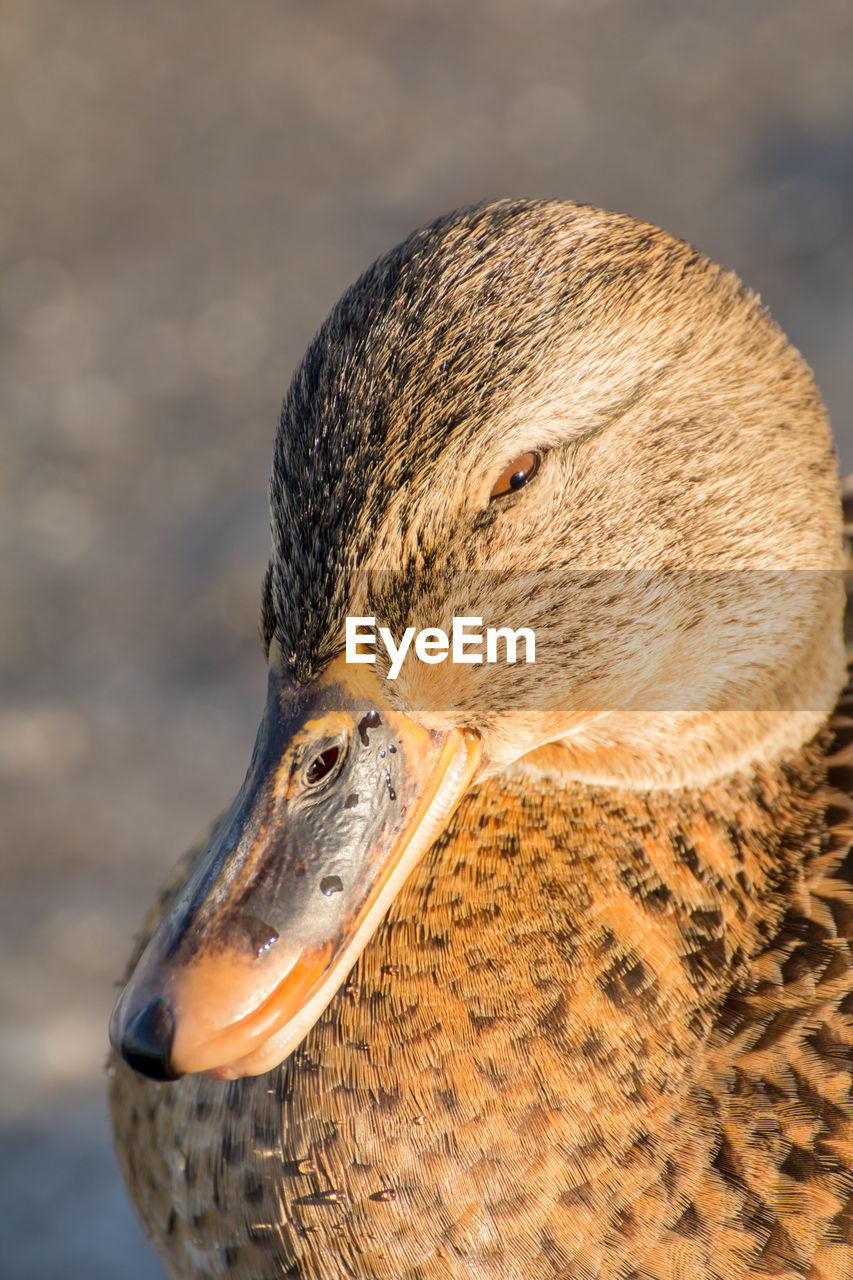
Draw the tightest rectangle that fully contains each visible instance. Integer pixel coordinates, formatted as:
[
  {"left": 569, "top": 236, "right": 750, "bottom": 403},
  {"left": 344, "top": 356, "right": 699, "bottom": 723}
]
[{"left": 110, "top": 199, "right": 845, "bottom": 1081}]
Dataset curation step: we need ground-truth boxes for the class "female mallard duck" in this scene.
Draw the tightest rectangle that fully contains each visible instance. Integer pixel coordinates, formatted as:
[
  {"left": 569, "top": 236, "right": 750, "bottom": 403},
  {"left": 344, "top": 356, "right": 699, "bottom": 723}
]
[{"left": 108, "top": 199, "right": 853, "bottom": 1280}]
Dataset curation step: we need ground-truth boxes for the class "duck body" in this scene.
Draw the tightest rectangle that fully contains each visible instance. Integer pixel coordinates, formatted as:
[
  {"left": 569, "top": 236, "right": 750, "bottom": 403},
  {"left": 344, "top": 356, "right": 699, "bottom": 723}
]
[
  {"left": 109, "top": 201, "right": 853, "bottom": 1277},
  {"left": 111, "top": 733, "right": 853, "bottom": 1279}
]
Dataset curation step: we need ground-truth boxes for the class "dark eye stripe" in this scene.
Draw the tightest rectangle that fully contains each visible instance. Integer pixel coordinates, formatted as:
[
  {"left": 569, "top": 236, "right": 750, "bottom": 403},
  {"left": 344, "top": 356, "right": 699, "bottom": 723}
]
[{"left": 489, "top": 451, "right": 541, "bottom": 500}]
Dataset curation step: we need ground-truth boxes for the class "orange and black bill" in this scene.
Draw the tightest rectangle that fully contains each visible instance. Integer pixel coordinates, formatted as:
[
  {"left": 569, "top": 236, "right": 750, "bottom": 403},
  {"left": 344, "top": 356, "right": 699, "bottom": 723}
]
[{"left": 109, "top": 648, "right": 480, "bottom": 1081}]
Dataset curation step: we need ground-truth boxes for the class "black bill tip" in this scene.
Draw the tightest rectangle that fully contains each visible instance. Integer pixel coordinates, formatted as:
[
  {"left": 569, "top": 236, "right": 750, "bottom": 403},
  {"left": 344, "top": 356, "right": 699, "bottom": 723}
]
[{"left": 117, "top": 995, "right": 181, "bottom": 1081}]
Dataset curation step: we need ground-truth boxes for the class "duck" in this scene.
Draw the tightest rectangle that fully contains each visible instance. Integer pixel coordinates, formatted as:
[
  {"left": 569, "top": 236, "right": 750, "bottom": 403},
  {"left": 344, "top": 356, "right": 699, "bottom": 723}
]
[{"left": 107, "top": 198, "right": 853, "bottom": 1280}]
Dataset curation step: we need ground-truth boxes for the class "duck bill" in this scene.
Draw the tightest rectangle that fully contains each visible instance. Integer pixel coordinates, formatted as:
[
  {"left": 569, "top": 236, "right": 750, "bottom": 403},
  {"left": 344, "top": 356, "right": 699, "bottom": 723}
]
[{"left": 110, "top": 649, "right": 481, "bottom": 1081}]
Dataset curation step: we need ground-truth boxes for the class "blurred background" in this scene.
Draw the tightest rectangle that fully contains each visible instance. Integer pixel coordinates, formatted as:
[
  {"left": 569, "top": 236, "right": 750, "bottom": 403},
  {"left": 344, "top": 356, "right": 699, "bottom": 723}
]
[{"left": 1, "top": 1, "right": 852, "bottom": 1275}]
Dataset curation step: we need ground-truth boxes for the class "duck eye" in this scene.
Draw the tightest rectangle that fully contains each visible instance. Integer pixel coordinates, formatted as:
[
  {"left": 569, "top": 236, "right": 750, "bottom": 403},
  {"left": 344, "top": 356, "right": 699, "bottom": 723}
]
[
  {"left": 489, "top": 451, "right": 541, "bottom": 500},
  {"left": 304, "top": 746, "right": 341, "bottom": 786}
]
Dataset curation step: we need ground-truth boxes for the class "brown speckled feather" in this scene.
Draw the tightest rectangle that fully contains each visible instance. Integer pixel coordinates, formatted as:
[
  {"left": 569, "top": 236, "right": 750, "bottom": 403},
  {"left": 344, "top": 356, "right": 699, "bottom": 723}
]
[{"left": 110, "top": 683, "right": 853, "bottom": 1279}]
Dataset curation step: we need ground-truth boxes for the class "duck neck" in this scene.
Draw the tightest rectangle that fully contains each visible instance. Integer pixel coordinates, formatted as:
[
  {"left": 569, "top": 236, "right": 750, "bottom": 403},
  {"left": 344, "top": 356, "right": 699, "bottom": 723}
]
[
  {"left": 401, "top": 734, "right": 825, "bottom": 1073},
  {"left": 332, "top": 735, "right": 831, "bottom": 1269}
]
